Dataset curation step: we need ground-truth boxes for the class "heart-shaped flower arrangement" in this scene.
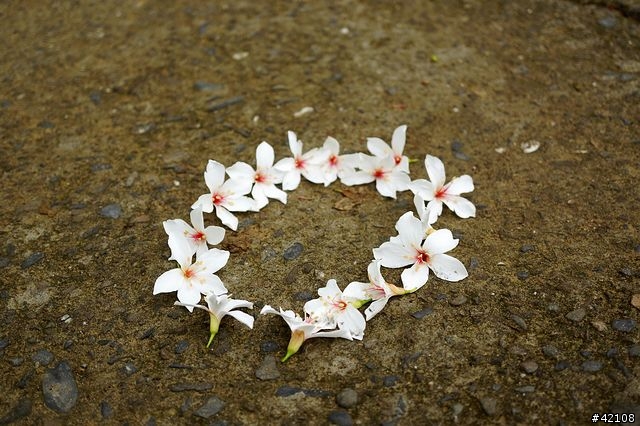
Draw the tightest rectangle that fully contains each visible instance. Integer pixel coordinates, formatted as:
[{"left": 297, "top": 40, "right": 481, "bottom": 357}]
[{"left": 153, "top": 125, "right": 475, "bottom": 361}]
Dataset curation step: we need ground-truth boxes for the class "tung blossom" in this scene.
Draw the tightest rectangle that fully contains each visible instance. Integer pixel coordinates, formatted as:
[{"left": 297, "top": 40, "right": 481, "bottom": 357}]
[
  {"left": 163, "top": 206, "right": 225, "bottom": 257},
  {"left": 303, "top": 279, "right": 366, "bottom": 340},
  {"left": 373, "top": 212, "right": 468, "bottom": 291},
  {"left": 273, "top": 131, "right": 327, "bottom": 190},
  {"left": 343, "top": 260, "right": 408, "bottom": 321},
  {"left": 340, "top": 153, "right": 411, "bottom": 199},
  {"left": 192, "top": 160, "right": 257, "bottom": 230},
  {"left": 153, "top": 235, "right": 229, "bottom": 311},
  {"left": 175, "top": 292, "right": 254, "bottom": 348},
  {"left": 314, "top": 136, "right": 361, "bottom": 186},
  {"left": 366, "top": 125, "right": 410, "bottom": 173},
  {"left": 226, "top": 141, "right": 287, "bottom": 210},
  {"left": 260, "top": 305, "right": 352, "bottom": 362},
  {"left": 409, "top": 154, "right": 475, "bottom": 221}
]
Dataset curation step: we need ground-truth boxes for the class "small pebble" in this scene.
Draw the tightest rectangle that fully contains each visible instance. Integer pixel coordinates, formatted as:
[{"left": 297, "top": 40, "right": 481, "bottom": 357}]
[
  {"left": 122, "top": 362, "right": 138, "bottom": 376},
  {"left": 283, "top": 242, "right": 304, "bottom": 260},
  {"left": 519, "top": 244, "right": 534, "bottom": 253},
  {"left": 0, "top": 398, "right": 32, "bottom": 424},
  {"left": 336, "top": 388, "right": 358, "bottom": 409},
  {"left": 480, "top": 397, "right": 497, "bottom": 416},
  {"left": 41, "top": 361, "right": 79, "bottom": 413},
  {"left": 582, "top": 360, "right": 603, "bottom": 372},
  {"left": 193, "top": 81, "right": 224, "bottom": 92},
  {"left": 514, "top": 385, "right": 535, "bottom": 393},
  {"left": 100, "top": 401, "right": 113, "bottom": 418},
  {"left": 554, "top": 360, "right": 570, "bottom": 371},
  {"left": 174, "top": 340, "right": 189, "bottom": 354},
  {"left": 565, "top": 308, "right": 586, "bottom": 322},
  {"left": 612, "top": 318, "right": 636, "bottom": 332},
  {"left": 0, "top": 339, "right": 9, "bottom": 350},
  {"left": 411, "top": 307, "right": 434, "bottom": 319},
  {"left": 628, "top": 344, "right": 640, "bottom": 357},
  {"left": 450, "top": 295, "right": 467, "bottom": 306},
  {"left": 598, "top": 16, "right": 617, "bottom": 28},
  {"left": 542, "top": 345, "right": 559, "bottom": 359},
  {"left": 511, "top": 315, "right": 528, "bottom": 331},
  {"left": 383, "top": 375, "right": 399, "bottom": 387},
  {"left": 516, "top": 271, "right": 529, "bottom": 280},
  {"left": 547, "top": 303, "right": 560, "bottom": 312},
  {"left": 520, "top": 360, "right": 538, "bottom": 374},
  {"left": 255, "top": 355, "right": 280, "bottom": 380},
  {"left": 591, "top": 321, "right": 608, "bottom": 332},
  {"left": 32, "top": 349, "right": 54, "bottom": 366},
  {"left": 100, "top": 204, "right": 123, "bottom": 219},
  {"left": 193, "top": 396, "right": 225, "bottom": 419},
  {"left": 21, "top": 252, "right": 44, "bottom": 269},
  {"left": 0, "top": 257, "right": 10, "bottom": 268},
  {"left": 260, "top": 341, "right": 279, "bottom": 353},
  {"left": 328, "top": 410, "right": 353, "bottom": 426},
  {"left": 10, "top": 357, "right": 24, "bottom": 367},
  {"left": 169, "top": 382, "right": 213, "bottom": 392}
]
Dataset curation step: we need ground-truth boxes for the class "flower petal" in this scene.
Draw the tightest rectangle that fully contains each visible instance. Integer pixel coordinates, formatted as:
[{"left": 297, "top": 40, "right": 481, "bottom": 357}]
[
  {"left": 226, "top": 161, "right": 255, "bottom": 182},
  {"left": 373, "top": 240, "right": 415, "bottom": 268},
  {"left": 401, "top": 262, "right": 429, "bottom": 291},
  {"left": 153, "top": 269, "right": 184, "bottom": 294},
  {"left": 288, "top": 131, "right": 301, "bottom": 156},
  {"left": 395, "top": 212, "right": 424, "bottom": 249},
  {"left": 256, "top": 141, "right": 275, "bottom": 170},
  {"left": 446, "top": 174, "right": 474, "bottom": 195},
  {"left": 340, "top": 170, "right": 375, "bottom": 186},
  {"left": 226, "top": 310, "right": 255, "bottom": 329},
  {"left": 204, "top": 225, "right": 225, "bottom": 245},
  {"left": 429, "top": 254, "right": 468, "bottom": 282},
  {"left": 391, "top": 125, "right": 407, "bottom": 156},
  {"left": 367, "top": 137, "right": 392, "bottom": 158},
  {"left": 225, "top": 195, "right": 257, "bottom": 212},
  {"left": 198, "top": 274, "right": 228, "bottom": 295},
  {"left": 343, "top": 281, "right": 370, "bottom": 301},
  {"left": 176, "top": 286, "right": 202, "bottom": 311},
  {"left": 192, "top": 193, "right": 214, "bottom": 213},
  {"left": 261, "top": 184, "right": 288, "bottom": 204},
  {"left": 442, "top": 194, "right": 476, "bottom": 218},
  {"left": 424, "top": 155, "right": 446, "bottom": 189},
  {"left": 375, "top": 178, "right": 397, "bottom": 199},
  {"left": 424, "top": 229, "right": 458, "bottom": 255},
  {"left": 197, "top": 248, "right": 230, "bottom": 274},
  {"left": 274, "top": 157, "right": 295, "bottom": 172},
  {"left": 189, "top": 207, "right": 205, "bottom": 232},
  {"left": 204, "top": 160, "right": 226, "bottom": 191},
  {"left": 409, "top": 179, "right": 436, "bottom": 201},
  {"left": 364, "top": 297, "right": 390, "bottom": 321},
  {"left": 214, "top": 205, "right": 238, "bottom": 230},
  {"left": 281, "top": 170, "right": 301, "bottom": 191}
]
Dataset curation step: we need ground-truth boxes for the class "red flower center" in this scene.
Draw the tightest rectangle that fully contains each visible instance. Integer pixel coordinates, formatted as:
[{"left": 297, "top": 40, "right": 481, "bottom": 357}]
[
  {"left": 294, "top": 157, "right": 305, "bottom": 170},
  {"left": 329, "top": 155, "right": 338, "bottom": 166},
  {"left": 192, "top": 231, "right": 206, "bottom": 242},
  {"left": 416, "top": 250, "right": 430, "bottom": 264},
  {"left": 212, "top": 193, "right": 224, "bottom": 205},
  {"left": 435, "top": 187, "right": 447, "bottom": 199},
  {"left": 394, "top": 155, "right": 402, "bottom": 165},
  {"left": 255, "top": 172, "right": 266, "bottom": 183},
  {"left": 373, "top": 169, "right": 385, "bottom": 179}
]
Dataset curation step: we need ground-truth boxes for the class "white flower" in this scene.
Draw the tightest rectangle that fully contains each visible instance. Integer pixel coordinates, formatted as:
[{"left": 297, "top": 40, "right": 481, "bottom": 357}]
[
  {"left": 340, "top": 153, "right": 411, "bottom": 199},
  {"left": 366, "top": 125, "right": 410, "bottom": 173},
  {"left": 192, "top": 160, "right": 257, "bottom": 230},
  {"left": 175, "top": 293, "right": 254, "bottom": 348},
  {"left": 373, "top": 212, "right": 468, "bottom": 291},
  {"left": 343, "top": 260, "right": 407, "bottom": 321},
  {"left": 226, "top": 141, "right": 287, "bottom": 210},
  {"left": 162, "top": 207, "right": 225, "bottom": 258},
  {"left": 314, "top": 137, "right": 360, "bottom": 186},
  {"left": 153, "top": 236, "right": 229, "bottom": 311},
  {"left": 303, "top": 279, "right": 366, "bottom": 340},
  {"left": 273, "top": 131, "right": 327, "bottom": 190},
  {"left": 409, "top": 155, "right": 475, "bottom": 221},
  {"left": 260, "top": 305, "right": 352, "bottom": 362}
]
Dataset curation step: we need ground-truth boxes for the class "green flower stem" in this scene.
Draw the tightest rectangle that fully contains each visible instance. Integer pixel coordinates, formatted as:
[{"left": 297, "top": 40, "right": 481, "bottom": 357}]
[{"left": 206, "top": 313, "right": 221, "bottom": 348}]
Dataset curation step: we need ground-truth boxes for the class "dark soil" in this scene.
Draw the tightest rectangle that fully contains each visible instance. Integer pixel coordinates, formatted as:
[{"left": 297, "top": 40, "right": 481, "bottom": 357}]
[{"left": 1, "top": 1, "right": 639, "bottom": 424}]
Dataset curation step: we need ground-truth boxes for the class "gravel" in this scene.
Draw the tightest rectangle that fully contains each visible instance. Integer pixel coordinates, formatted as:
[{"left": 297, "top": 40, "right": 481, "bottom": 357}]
[
  {"left": 480, "top": 397, "right": 497, "bottom": 416},
  {"left": 21, "top": 252, "right": 44, "bottom": 269},
  {"left": 0, "top": 398, "right": 32, "bottom": 424},
  {"left": 169, "top": 382, "right": 213, "bottom": 392},
  {"left": 612, "top": 318, "right": 636, "bottom": 332},
  {"left": 336, "top": 388, "right": 358, "bottom": 408},
  {"left": 582, "top": 360, "right": 603, "bottom": 372},
  {"left": 193, "top": 396, "right": 225, "bottom": 419},
  {"left": 411, "top": 307, "right": 434, "bottom": 319},
  {"left": 565, "top": 308, "right": 586, "bottom": 322},
  {"left": 283, "top": 242, "right": 304, "bottom": 260},
  {"left": 100, "top": 204, "right": 123, "bottom": 219},
  {"left": 450, "top": 295, "right": 467, "bottom": 306},
  {"left": 41, "top": 361, "right": 79, "bottom": 413},
  {"left": 255, "top": 355, "right": 280, "bottom": 380},
  {"left": 520, "top": 360, "right": 538, "bottom": 374},
  {"left": 32, "top": 349, "right": 54, "bottom": 366},
  {"left": 542, "top": 345, "right": 560, "bottom": 359},
  {"left": 328, "top": 410, "right": 353, "bottom": 426}
]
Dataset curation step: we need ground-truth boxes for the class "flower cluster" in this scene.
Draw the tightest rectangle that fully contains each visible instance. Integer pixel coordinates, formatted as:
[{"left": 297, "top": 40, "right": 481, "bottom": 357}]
[{"left": 154, "top": 126, "right": 475, "bottom": 360}]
